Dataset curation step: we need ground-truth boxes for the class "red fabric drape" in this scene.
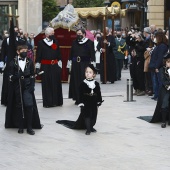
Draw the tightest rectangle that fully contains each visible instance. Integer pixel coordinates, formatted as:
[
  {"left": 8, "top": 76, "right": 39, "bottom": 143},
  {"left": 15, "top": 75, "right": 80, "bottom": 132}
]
[
  {"left": 60, "top": 48, "right": 70, "bottom": 82},
  {"left": 34, "top": 28, "right": 76, "bottom": 82}
]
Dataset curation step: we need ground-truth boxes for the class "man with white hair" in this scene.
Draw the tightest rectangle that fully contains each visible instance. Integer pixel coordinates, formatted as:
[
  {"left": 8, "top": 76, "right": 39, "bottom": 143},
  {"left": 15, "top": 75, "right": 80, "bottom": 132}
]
[
  {"left": 35, "top": 27, "right": 63, "bottom": 107},
  {"left": 150, "top": 25, "right": 157, "bottom": 35}
]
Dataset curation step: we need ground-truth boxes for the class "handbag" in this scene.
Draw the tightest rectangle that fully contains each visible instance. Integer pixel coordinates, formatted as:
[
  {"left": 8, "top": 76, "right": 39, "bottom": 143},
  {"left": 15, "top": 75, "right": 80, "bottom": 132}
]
[{"left": 144, "top": 51, "right": 151, "bottom": 72}]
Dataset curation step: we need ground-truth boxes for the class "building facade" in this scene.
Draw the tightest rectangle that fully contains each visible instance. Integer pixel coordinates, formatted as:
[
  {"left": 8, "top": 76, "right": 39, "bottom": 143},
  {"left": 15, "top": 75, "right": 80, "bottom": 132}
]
[
  {"left": 147, "top": 0, "right": 170, "bottom": 29},
  {"left": 0, "top": 0, "right": 42, "bottom": 36}
]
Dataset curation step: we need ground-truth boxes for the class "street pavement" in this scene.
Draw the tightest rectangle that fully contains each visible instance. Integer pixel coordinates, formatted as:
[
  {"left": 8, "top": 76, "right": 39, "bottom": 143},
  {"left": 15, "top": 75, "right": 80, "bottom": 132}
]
[{"left": 0, "top": 69, "right": 170, "bottom": 170}]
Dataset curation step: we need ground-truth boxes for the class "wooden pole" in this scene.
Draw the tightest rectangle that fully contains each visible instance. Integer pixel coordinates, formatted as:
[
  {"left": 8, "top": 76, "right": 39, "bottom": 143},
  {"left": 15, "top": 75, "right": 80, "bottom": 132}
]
[
  {"left": 103, "top": 15, "right": 107, "bottom": 83},
  {"left": 112, "top": 15, "right": 114, "bottom": 36}
]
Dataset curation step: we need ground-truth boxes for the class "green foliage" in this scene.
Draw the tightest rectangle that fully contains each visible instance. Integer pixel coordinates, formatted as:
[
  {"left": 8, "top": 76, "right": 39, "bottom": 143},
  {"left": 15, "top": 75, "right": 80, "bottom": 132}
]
[
  {"left": 42, "top": 0, "right": 59, "bottom": 21},
  {"left": 73, "top": 0, "right": 105, "bottom": 8}
]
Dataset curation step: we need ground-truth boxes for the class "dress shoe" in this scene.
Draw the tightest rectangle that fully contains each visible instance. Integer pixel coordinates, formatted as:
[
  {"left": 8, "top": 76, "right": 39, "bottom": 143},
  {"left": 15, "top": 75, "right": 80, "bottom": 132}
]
[
  {"left": 147, "top": 91, "right": 153, "bottom": 96},
  {"left": 101, "top": 82, "right": 106, "bottom": 84},
  {"left": 161, "top": 123, "right": 166, "bottom": 128},
  {"left": 85, "top": 130, "right": 91, "bottom": 135},
  {"left": 91, "top": 128, "right": 97, "bottom": 132},
  {"left": 133, "top": 89, "right": 139, "bottom": 95},
  {"left": 27, "top": 129, "right": 35, "bottom": 135},
  {"left": 137, "top": 91, "right": 145, "bottom": 96},
  {"left": 18, "top": 129, "right": 24, "bottom": 134},
  {"left": 151, "top": 97, "right": 158, "bottom": 101},
  {"left": 75, "top": 101, "right": 79, "bottom": 105},
  {"left": 43, "top": 105, "right": 49, "bottom": 108}
]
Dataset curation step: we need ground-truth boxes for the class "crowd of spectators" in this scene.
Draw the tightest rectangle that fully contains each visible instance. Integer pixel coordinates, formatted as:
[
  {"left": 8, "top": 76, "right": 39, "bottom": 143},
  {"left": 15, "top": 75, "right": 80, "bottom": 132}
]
[
  {"left": 90, "top": 24, "right": 169, "bottom": 100},
  {"left": 0, "top": 27, "right": 35, "bottom": 61}
]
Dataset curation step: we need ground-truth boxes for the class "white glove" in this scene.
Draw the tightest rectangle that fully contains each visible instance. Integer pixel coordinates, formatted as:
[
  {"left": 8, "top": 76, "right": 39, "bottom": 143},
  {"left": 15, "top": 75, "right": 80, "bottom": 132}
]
[
  {"left": 0, "top": 61, "right": 4, "bottom": 69},
  {"left": 35, "top": 62, "right": 41, "bottom": 69},
  {"left": 58, "top": 60, "right": 62, "bottom": 68},
  {"left": 168, "top": 68, "right": 170, "bottom": 76},
  {"left": 66, "top": 60, "right": 72, "bottom": 68}
]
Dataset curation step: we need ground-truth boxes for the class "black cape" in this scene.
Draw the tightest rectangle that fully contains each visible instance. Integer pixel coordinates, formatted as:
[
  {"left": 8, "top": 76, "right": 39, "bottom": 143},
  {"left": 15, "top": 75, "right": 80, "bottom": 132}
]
[
  {"left": 57, "top": 80, "right": 102, "bottom": 130},
  {"left": 5, "top": 57, "right": 42, "bottom": 129},
  {"left": 36, "top": 39, "right": 63, "bottom": 107},
  {"left": 150, "top": 67, "right": 170, "bottom": 124},
  {"left": 97, "top": 35, "right": 116, "bottom": 82},
  {"left": 0, "top": 36, "right": 27, "bottom": 106},
  {"left": 68, "top": 39, "right": 95, "bottom": 103}
]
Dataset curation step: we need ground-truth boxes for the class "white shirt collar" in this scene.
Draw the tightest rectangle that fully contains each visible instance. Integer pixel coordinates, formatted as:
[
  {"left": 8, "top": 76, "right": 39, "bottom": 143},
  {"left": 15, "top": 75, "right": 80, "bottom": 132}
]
[
  {"left": 43, "top": 38, "right": 53, "bottom": 46},
  {"left": 78, "top": 38, "right": 88, "bottom": 44},
  {"left": 18, "top": 56, "right": 26, "bottom": 72}
]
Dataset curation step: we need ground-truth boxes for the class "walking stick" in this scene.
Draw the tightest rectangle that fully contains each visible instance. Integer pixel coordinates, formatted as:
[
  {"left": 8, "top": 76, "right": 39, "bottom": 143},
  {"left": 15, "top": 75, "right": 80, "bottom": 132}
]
[{"left": 17, "top": 57, "right": 25, "bottom": 118}]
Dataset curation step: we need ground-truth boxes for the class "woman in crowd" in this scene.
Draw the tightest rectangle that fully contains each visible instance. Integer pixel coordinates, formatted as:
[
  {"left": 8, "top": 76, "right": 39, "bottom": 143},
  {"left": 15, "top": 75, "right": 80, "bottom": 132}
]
[{"left": 149, "top": 32, "right": 168, "bottom": 101}]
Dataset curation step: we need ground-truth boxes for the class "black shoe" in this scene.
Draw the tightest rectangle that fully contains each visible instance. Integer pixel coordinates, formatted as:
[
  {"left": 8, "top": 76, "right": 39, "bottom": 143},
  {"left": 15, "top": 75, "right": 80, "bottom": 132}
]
[
  {"left": 18, "top": 129, "right": 24, "bottom": 134},
  {"left": 85, "top": 130, "right": 91, "bottom": 135},
  {"left": 43, "top": 106, "right": 49, "bottom": 108},
  {"left": 151, "top": 97, "right": 157, "bottom": 101},
  {"left": 27, "top": 129, "right": 35, "bottom": 135},
  {"left": 91, "top": 128, "right": 97, "bottom": 132},
  {"left": 75, "top": 101, "right": 79, "bottom": 105},
  {"left": 161, "top": 123, "right": 166, "bottom": 128}
]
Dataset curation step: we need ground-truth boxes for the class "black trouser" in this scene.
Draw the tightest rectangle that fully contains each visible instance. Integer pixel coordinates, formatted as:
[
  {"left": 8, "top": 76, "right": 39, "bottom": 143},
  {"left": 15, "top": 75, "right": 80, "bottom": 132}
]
[
  {"left": 161, "top": 93, "right": 170, "bottom": 123},
  {"left": 145, "top": 72, "right": 153, "bottom": 92},
  {"left": 115, "top": 59, "right": 123, "bottom": 80},
  {"left": 18, "top": 106, "right": 33, "bottom": 130},
  {"left": 124, "top": 59, "right": 128, "bottom": 68}
]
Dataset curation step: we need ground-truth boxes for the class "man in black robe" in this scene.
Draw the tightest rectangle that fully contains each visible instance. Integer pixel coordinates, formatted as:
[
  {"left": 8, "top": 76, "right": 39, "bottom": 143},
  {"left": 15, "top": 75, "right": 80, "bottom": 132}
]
[
  {"left": 97, "top": 27, "right": 116, "bottom": 83},
  {"left": 68, "top": 28, "right": 95, "bottom": 104},
  {"left": 0, "top": 25, "right": 27, "bottom": 106},
  {"left": 5, "top": 45, "right": 42, "bottom": 135},
  {"left": 35, "top": 27, "right": 63, "bottom": 107}
]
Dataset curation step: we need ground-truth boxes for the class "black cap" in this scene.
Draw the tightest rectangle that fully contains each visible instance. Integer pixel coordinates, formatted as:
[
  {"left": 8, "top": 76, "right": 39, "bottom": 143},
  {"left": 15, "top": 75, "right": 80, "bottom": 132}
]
[
  {"left": 164, "top": 53, "right": 170, "bottom": 60},
  {"left": 87, "top": 64, "right": 97, "bottom": 74}
]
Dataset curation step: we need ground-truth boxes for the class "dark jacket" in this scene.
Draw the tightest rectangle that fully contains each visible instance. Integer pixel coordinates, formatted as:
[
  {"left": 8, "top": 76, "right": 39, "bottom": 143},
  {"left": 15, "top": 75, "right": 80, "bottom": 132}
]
[
  {"left": 149, "top": 43, "right": 168, "bottom": 70},
  {"left": 150, "top": 66, "right": 170, "bottom": 124}
]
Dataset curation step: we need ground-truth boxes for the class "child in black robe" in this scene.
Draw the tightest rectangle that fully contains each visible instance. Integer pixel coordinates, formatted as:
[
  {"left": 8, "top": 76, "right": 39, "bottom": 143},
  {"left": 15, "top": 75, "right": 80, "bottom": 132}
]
[
  {"left": 150, "top": 53, "right": 170, "bottom": 128},
  {"left": 5, "top": 45, "right": 42, "bottom": 135},
  {"left": 57, "top": 64, "right": 103, "bottom": 135}
]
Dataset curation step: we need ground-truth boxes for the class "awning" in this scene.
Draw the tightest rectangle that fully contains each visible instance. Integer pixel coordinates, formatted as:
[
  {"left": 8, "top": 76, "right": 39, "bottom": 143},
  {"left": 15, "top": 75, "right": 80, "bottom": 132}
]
[{"left": 75, "top": 6, "right": 121, "bottom": 18}]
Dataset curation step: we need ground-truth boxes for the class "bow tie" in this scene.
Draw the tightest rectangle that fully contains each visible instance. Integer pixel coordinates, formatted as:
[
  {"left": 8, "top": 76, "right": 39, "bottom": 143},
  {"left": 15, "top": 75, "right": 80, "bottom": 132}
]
[
  {"left": 19, "top": 58, "right": 25, "bottom": 61},
  {"left": 46, "top": 38, "right": 52, "bottom": 42}
]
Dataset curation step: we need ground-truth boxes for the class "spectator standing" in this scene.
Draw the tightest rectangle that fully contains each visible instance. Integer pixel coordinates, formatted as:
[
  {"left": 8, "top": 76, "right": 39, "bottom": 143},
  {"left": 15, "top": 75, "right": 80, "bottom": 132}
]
[
  {"left": 134, "top": 34, "right": 146, "bottom": 96},
  {"left": 149, "top": 32, "right": 168, "bottom": 101},
  {"left": 113, "top": 31, "right": 127, "bottom": 80}
]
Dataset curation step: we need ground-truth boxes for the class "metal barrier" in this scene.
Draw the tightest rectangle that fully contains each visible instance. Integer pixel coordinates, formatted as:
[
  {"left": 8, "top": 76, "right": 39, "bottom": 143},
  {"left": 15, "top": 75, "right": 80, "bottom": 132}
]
[{"left": 124, "top": 78, "right": 135, "bottom": 102}]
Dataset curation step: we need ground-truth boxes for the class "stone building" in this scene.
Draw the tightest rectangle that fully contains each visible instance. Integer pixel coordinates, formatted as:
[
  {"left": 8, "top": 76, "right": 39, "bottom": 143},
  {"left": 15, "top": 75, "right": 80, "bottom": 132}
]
[
  {"left": 0, "top": 0, "right": 42, "bottom": 35},
  {"left": 147, "top": 0, "right": 170, "bottom": 29},
  {"left": 0, "top": 0, "right": 169, "bottom": 36}
]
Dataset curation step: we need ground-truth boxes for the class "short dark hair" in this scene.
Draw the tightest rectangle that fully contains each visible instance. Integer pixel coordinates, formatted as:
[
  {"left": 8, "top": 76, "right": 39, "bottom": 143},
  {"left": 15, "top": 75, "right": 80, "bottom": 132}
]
[
  {"left": 76, "top": 28, "right": 86, "bottom": 35},
  {"left": 17, "top": 45, "right": 28, "bottom": 51}
]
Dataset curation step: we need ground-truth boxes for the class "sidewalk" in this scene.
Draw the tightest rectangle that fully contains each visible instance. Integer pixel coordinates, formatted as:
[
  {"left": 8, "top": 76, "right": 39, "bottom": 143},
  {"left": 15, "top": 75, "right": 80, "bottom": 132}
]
[{"left": 0, "top": 70, "right": 170, "bottom": 170}]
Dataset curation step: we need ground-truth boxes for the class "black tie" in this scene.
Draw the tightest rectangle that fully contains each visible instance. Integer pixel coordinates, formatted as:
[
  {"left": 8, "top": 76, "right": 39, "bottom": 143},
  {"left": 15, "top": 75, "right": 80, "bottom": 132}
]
[{"left": 19, "top": 58, "right": 24, "bottom": 61}]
